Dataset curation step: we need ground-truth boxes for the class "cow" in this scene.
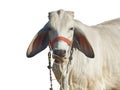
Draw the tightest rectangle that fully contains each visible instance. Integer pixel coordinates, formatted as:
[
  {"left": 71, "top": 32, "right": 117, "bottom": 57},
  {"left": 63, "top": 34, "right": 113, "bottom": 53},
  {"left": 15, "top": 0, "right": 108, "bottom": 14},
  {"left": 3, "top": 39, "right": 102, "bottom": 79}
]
[{"left": 26, "top": 9, "right": 120, "bottom": 90}]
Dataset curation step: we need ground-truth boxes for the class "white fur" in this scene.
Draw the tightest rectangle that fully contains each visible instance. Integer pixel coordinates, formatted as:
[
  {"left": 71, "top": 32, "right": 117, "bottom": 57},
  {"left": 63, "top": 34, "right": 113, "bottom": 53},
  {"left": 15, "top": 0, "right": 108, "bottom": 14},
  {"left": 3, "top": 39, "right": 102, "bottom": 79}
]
[
  {"left": 27, "top": 10, "right": 120, "bottom": 90},
  {"left": 51, "top": 10, "right": 120, "bottom": 90}
]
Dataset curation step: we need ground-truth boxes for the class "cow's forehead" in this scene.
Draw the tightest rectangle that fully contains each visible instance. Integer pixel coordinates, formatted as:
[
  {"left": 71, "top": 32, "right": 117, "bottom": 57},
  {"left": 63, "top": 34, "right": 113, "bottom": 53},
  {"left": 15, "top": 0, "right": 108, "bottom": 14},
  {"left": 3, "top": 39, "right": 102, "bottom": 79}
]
[{"left": 48, "top": 10, "right": 74, "bottom": 29}]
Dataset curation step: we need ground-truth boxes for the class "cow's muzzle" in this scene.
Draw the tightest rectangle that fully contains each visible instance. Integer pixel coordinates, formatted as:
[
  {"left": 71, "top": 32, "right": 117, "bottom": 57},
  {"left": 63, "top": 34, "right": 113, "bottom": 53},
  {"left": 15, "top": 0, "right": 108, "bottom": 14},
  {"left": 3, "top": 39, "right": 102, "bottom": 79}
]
[{"left": 52, "top": 49, "right": 66, "bottom": 63}]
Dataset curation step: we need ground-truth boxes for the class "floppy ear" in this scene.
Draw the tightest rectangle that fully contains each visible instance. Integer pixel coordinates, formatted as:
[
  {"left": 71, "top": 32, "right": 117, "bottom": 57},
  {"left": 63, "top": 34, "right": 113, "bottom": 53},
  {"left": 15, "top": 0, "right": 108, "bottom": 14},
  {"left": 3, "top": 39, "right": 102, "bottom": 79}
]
[
  {"left": 26, "top": 23, "right": 49, "bottom": 57},
  {"left": 73, "top": 23, "right": 95, "bottom": 58}
]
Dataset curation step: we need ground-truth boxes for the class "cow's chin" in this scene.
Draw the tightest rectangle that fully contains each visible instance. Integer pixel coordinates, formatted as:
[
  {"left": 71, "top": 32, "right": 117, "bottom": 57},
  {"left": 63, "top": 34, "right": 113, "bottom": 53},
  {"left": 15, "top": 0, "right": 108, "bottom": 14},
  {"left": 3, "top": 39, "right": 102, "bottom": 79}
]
[{"left": 52, "top": 54, "right": 67, "bottom": 64}]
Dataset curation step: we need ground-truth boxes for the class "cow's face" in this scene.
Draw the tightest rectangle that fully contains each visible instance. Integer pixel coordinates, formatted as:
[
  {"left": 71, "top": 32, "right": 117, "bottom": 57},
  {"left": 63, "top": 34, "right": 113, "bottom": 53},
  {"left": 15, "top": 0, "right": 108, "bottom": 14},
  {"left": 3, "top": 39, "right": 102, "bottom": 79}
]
[
  {"left": 26, "top": 10, "right": 94, "bottom": 64},
  {"left": 48, "top": 10, "right": 74, "bottom": 63}
]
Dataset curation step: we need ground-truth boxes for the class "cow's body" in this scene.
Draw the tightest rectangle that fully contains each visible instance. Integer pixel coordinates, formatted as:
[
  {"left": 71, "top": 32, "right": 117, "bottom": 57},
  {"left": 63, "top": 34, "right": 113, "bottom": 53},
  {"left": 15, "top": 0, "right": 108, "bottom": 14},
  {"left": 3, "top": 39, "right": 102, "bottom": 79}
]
[{"left": 53, "top": 18, "right": 120, "bottom": 90}]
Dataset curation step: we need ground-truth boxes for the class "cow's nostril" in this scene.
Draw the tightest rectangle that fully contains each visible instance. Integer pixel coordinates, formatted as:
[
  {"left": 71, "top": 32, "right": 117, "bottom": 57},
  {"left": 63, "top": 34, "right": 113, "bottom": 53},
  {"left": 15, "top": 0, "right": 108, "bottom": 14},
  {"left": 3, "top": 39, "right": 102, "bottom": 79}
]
[{"left": 53, "top": 50, "right": 66, "bottom": 57}]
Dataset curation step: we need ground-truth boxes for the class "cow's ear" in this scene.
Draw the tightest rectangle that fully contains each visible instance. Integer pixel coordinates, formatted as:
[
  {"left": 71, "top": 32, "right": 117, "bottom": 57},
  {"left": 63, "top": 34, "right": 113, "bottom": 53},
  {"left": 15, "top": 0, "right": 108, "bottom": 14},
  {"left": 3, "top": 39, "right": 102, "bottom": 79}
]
[
  {"left": 74, "top": 30, "right": 94, "bottom": 58},
  {"left": 74, "top": 20, "right": 95, "bottom": 58},
  {"left": 26, "top": 23, "right": 49, "bottom": 58}
]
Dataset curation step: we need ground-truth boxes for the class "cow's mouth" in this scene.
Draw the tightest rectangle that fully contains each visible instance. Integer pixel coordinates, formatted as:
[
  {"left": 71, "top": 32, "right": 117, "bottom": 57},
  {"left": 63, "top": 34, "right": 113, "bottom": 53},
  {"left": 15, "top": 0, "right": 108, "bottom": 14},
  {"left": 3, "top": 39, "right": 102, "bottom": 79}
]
[{"left": 52, "top": 54, "right": 66, "bottom": 64}]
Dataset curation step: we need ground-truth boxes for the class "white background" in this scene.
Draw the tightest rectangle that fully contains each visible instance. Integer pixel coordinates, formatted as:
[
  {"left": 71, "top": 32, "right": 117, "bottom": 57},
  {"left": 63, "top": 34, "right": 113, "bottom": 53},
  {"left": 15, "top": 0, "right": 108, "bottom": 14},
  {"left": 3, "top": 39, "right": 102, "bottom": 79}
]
[{"left": 0, "top": 0, "right": 120, "bottom": 90}]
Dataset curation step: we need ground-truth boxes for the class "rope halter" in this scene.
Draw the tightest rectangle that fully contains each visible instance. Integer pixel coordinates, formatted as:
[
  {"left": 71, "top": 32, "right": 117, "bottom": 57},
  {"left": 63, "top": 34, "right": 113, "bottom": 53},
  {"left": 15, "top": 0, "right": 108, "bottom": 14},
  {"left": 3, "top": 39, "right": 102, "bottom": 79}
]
[
  {"left": 49, "top": 36, "right": 73, "bottom": 49},
  {"left": 48, "top": 36, "right": 74, "bottom": 90}
]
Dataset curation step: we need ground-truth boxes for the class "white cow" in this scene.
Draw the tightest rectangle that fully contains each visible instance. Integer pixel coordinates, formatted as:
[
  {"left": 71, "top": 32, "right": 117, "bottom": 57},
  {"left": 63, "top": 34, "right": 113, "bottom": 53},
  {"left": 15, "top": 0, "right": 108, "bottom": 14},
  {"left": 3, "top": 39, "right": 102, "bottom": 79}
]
[{"left": 26, "top": 9, "right": 120, "bottom": 90}]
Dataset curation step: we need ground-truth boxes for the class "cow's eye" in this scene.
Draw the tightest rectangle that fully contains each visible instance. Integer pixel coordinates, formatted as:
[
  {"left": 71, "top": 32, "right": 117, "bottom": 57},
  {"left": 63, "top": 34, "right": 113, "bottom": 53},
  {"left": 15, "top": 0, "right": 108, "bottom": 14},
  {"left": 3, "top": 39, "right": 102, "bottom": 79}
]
[
  {"left": 48, "top": 27, "right": 52, "bottom": 31},
  {"left": 69, "top": 27, "right": 74, "bottom": 30}
]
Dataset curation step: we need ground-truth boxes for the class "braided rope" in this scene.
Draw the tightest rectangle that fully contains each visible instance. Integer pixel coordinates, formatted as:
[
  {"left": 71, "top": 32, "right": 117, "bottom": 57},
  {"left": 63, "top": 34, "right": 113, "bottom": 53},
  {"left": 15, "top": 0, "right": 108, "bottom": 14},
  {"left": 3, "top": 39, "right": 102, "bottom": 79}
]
[{"left": 48, "top": 51, "right": 53, "bottom": 90}]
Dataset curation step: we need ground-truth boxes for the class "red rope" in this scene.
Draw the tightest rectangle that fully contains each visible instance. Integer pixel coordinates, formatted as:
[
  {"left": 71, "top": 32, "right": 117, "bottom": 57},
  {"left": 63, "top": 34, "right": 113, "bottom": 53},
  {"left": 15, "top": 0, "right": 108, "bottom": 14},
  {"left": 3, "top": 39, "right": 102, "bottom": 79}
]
[{"left": 50, "top": 36, "right": 72, "bottom": 48}]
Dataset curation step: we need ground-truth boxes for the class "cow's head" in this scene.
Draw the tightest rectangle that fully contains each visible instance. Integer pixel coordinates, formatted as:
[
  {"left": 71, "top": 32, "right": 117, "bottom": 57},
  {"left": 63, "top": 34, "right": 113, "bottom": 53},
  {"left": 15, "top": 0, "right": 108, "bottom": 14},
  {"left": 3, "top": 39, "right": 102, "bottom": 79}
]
[{"left": 26, "top": 10, "right": 94, "bottom": 63}]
